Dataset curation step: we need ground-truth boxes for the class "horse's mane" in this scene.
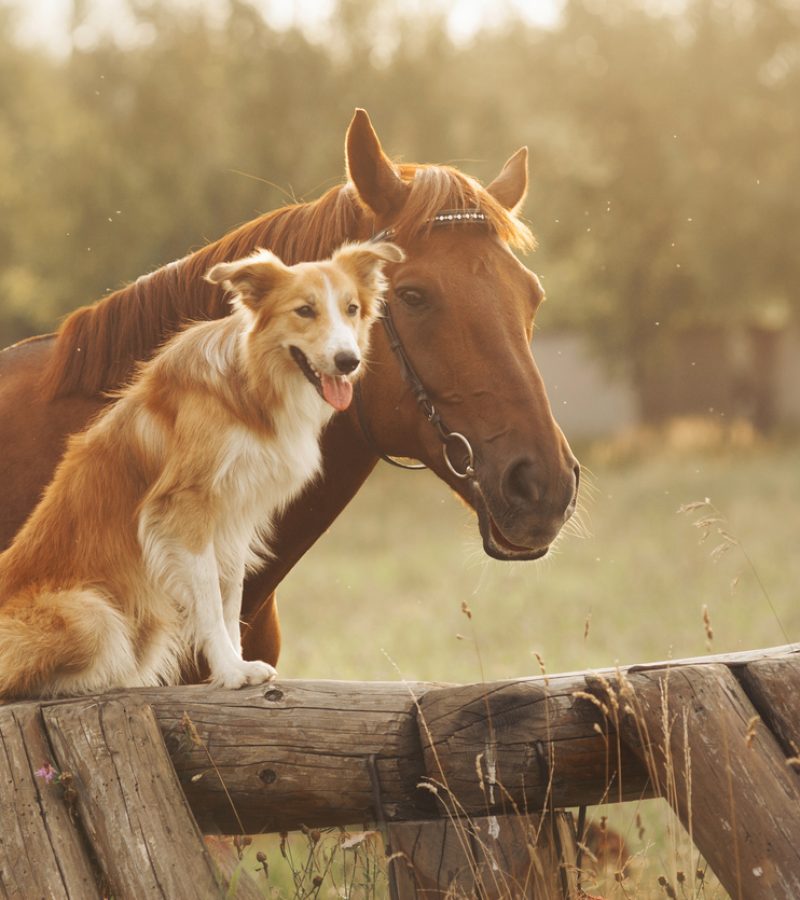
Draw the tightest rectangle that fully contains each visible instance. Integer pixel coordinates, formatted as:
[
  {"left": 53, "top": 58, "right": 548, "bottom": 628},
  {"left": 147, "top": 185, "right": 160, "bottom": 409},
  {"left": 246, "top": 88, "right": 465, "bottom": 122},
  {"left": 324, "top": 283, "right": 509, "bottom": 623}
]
[{"left": 42, "top": 163, "right": 534, "bottom": 399}]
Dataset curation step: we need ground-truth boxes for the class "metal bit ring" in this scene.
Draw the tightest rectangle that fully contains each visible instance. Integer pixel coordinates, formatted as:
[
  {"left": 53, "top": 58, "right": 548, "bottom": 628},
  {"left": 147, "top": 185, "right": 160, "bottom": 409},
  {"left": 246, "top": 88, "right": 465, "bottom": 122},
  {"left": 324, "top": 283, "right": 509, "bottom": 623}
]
[{"left": 442, "top": 431, "right": 476, "bottom": 480}]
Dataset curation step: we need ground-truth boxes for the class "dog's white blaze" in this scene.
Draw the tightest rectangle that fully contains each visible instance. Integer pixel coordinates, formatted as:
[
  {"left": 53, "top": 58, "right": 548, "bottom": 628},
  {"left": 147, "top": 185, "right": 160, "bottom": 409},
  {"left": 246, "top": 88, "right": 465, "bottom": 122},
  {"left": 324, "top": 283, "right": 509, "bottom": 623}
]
[{"left": 320, "top": 272, "right": 360, "bottom": 370}]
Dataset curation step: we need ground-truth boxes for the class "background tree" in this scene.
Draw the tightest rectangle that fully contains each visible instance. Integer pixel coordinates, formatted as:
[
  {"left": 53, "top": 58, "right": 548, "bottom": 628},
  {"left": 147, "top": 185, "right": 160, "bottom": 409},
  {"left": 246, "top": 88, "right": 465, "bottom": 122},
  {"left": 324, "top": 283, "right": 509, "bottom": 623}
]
[{"left": 1, "top": 0, "right": 798, "bottom": 420}]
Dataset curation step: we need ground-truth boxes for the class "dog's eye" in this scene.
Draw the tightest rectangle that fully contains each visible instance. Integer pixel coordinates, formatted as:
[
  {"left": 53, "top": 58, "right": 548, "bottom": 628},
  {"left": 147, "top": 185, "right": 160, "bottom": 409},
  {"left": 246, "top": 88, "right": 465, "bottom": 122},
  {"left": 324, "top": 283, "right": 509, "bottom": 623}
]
[
  {"left": 396, "top": 287, "right": 426, "bottom": 308},
  {"left": 346, "top": 303, "right": 359, "bottom": 317},
  {"left": 295, "top": 305, "right": 316, "bottom": 319}
]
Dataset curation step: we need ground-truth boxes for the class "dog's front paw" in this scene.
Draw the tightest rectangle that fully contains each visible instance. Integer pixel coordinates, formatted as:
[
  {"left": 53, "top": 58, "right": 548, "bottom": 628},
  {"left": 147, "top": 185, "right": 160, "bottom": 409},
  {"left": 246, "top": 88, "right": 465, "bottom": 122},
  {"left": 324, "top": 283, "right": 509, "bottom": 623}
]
[{"left": 212, "top": 660, "right": 277, "bottom": 690}]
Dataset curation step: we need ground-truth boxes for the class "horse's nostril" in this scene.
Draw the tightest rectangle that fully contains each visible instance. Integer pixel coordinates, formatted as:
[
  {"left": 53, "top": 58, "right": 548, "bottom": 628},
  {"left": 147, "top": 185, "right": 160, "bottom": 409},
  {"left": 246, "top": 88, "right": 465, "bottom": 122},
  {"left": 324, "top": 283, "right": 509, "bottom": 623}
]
[
  {"left": 503, "top": 458, "right": 541, "bottom": 506},
  {"left": 334, "top": 352, "right": 360, "bottom": 375}
]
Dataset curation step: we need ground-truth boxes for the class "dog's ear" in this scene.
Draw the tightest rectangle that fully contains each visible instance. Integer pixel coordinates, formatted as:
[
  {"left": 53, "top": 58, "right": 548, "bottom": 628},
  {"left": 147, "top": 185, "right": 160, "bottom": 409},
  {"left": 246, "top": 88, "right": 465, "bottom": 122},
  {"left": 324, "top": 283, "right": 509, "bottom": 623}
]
[
  {"left": 205, "top": 250, "right": 291, "bottom": 311},
  {"left": 333, "top": 241, "right": 405, "bottom": 317}
]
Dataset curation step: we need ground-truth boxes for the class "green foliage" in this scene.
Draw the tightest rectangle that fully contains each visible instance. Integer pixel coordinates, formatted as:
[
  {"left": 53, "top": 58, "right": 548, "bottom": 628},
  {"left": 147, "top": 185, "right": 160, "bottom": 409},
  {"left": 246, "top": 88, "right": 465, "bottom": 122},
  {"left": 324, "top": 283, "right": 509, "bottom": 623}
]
[{"left": 1, "top": 0, "right": 798, "bottom": 376}]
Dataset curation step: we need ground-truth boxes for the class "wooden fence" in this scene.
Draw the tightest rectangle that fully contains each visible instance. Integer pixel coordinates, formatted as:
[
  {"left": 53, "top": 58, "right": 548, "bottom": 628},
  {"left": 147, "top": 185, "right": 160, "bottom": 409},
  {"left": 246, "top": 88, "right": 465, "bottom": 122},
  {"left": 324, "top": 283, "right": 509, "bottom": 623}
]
[{"left": 1, "top": 643, "right": 799, "bottom": 898}]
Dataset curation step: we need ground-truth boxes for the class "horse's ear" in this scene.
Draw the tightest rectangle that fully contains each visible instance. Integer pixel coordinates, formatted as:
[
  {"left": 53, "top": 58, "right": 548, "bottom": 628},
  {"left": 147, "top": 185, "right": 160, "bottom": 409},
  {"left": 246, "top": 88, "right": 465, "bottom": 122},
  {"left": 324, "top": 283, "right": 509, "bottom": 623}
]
[
  {"left": 346, "top": 109, "right": 408, "bottom": 218},
  {"left": 205, "top": 251, "right": 291, "bottom": 311},
  {"left": 486, "top": 147, "right": 528, "bottom": 213}
]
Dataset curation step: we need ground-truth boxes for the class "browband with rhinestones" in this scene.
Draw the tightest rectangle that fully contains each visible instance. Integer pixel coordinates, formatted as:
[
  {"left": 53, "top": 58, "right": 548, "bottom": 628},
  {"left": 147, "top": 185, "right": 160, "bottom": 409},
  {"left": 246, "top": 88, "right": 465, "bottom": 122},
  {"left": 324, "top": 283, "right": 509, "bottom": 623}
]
[{"left": 372, "top": 209, "right": 488, "bottom": 243}]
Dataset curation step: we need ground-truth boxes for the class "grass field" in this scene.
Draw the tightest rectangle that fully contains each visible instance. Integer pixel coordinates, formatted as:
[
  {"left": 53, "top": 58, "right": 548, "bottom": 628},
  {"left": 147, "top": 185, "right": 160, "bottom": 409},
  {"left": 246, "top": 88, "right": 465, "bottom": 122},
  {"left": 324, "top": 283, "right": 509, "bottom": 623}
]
[
  {"left": 277, "top": 433, "right": 799, "bottom": 684},
  {"left": 242, "top": 430, "right": 800, "bottom": 898}
]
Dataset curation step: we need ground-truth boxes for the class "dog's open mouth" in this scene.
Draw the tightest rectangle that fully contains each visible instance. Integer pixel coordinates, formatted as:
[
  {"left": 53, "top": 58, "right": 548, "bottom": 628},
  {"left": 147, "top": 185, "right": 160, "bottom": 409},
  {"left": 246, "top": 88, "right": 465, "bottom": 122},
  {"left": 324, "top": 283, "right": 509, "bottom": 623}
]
[{"left": 289, "top": 346, "right": 353, "bottom": 412}]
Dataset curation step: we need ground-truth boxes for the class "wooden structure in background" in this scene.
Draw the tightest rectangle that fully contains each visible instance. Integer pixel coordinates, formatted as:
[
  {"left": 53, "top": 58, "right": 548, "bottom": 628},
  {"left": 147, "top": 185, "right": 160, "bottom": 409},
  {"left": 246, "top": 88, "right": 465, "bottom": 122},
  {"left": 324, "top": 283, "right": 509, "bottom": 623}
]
[{"left": 1, "top": 643, "right": 798, "bottom": 898}]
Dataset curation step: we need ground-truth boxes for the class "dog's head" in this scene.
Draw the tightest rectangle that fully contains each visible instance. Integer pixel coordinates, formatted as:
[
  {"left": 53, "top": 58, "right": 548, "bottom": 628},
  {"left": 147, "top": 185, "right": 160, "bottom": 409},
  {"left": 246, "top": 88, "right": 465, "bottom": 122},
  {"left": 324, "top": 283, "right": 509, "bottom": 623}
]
[{"left": 205, "top": 241, "right": 404, "bottom": 410}]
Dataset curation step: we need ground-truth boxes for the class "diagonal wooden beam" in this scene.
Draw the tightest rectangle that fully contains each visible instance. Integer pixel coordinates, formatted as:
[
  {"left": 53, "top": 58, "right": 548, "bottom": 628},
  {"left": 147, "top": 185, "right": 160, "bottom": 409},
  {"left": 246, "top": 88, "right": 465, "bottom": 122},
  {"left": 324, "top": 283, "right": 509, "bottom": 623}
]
[
  {"left": 41, "top": 697, "right": 225, "bottom": 900},
  {"left": 588, "top": 663, "right": 800, "bottom": 900},
  {"left": 0, "top": 702, "right": 100, "bottom": 899}
]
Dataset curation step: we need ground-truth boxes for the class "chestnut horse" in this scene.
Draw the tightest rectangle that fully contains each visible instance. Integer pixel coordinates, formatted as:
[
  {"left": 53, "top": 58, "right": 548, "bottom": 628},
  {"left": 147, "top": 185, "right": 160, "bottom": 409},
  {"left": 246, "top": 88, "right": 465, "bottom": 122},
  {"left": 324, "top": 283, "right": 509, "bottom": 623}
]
[{"left": 0, "top": 110, "right": 579, "bottom": 671}]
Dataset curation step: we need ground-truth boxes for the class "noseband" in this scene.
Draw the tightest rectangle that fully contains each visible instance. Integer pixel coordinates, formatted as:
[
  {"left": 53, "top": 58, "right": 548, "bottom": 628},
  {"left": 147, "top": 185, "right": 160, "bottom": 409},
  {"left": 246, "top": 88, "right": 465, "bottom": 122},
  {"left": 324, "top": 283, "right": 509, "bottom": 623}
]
[{"left": 354, "top": 210, "right": 487, "bottom": 480}]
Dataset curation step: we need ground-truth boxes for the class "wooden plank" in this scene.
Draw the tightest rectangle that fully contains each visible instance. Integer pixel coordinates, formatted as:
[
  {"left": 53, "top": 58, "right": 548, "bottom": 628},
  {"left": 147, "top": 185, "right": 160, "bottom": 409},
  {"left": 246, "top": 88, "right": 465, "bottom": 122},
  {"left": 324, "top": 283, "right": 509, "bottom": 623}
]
[
  {"left": 138, "top": 680, "right": 439, "bottom": 833},
  {"left": 42, "top": 697, "right": 224, "bottom": 900},
  {"left": 588, "top": 664, "right": 800, "bottom": 900},
  {"left": 0, "top": 702, "right": 101, "bottom": 899},
  {"left": 388, "top": 813, "right": 578, "bottom": 899},
  {"left": 416, "top": 676, "right": 650, "bottom": 816},
  {"left": 533, "top": 642, "right": 800, "bottom": 682},
  {"left": 623, "top": 641, "right": 799, "bottom": 673},
  {"left": 736, "top": 656, "right": 800, "bottom": 757}
]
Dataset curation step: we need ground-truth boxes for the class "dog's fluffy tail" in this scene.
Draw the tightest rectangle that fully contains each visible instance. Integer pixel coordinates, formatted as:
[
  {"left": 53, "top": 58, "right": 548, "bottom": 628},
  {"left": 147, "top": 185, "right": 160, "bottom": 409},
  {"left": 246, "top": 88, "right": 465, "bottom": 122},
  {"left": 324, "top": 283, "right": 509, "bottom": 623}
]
[{"left": 0, "top": 588, "right": 136, "bottom": 699}]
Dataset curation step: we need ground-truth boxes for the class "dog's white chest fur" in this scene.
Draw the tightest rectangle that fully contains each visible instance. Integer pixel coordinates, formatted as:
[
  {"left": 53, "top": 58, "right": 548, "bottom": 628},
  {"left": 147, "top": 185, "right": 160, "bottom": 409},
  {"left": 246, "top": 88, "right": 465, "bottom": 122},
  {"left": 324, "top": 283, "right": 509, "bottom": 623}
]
[{"left": 214, "top": 389, "right": 329, "bottom": 537}]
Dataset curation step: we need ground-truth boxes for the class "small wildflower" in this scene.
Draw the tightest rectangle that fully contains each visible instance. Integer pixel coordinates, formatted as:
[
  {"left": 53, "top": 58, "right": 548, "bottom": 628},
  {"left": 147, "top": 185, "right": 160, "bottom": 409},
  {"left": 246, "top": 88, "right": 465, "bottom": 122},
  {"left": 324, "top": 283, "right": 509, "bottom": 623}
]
[{"left": 35, "top": 763, "right": 58, "bottom": 783}]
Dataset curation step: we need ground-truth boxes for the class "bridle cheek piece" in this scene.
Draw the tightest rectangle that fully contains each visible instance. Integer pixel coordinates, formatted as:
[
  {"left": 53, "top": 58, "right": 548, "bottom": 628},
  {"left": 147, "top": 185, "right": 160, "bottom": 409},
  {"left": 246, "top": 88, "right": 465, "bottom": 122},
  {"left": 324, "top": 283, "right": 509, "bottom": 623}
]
[{"left": 354, "top": 210, "right": 485, "bottom": 481}]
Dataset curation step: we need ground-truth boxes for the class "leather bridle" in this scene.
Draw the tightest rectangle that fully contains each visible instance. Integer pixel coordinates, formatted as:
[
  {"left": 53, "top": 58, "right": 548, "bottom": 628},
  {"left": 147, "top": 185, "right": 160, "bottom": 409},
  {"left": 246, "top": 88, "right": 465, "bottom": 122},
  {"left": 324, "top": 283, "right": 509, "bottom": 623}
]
[{"left": 354, "top": 210, "right": 488, "bottom": 481}]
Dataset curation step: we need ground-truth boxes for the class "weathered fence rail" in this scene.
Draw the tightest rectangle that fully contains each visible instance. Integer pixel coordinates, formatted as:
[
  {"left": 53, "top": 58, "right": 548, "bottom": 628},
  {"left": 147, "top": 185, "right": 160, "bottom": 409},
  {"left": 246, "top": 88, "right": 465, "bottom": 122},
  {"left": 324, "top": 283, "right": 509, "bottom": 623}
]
[{"left": 1, "top": 643, "right": 799, "bottom": 898}]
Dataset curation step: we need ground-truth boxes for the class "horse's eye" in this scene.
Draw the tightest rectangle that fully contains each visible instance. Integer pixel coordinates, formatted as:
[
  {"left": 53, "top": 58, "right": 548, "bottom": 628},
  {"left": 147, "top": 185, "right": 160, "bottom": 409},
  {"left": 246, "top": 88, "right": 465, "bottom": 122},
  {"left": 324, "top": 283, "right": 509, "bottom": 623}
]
[
  {"left": 295, "top": 305, "right": 316, "bottom": 319},
  {"left": 397, "top": 287, "right": 426, "bottom": 307},
  {"left": 347, "top": 302, "right": 359, "bottom": 317}
]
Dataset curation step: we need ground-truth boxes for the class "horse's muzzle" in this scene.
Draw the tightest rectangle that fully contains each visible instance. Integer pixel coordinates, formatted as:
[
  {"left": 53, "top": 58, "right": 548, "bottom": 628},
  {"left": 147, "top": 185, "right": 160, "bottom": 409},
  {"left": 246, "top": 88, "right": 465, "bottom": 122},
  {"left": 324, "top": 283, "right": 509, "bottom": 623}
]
[{"left": 471, "top": 456, "right": 580, "bottom": 561}]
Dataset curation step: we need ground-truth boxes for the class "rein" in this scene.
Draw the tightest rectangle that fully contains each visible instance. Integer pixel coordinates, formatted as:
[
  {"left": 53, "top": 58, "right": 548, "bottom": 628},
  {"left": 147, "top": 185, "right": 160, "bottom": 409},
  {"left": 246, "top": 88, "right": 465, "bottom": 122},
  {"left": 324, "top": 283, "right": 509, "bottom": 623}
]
[{"left": 354, "top": 210, "right": 487, "bottom": 480}]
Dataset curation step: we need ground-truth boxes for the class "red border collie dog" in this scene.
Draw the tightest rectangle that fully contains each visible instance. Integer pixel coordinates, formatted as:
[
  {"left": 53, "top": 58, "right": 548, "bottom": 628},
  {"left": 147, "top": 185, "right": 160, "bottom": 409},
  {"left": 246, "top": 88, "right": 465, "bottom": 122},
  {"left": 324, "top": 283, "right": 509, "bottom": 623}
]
[{"left": 0, "top": 240, "right": 402, "bottom": 697}]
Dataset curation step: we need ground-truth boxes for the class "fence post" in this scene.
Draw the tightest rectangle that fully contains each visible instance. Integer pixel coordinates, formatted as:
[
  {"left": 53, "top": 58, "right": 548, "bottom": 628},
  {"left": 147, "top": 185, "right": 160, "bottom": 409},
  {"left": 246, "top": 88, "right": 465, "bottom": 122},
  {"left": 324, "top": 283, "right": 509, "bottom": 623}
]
[
  {"left": 589, "top": 663, "right": 800, "bottom": 899},
  {"left": 387, "top": 813, "right": 578, "bottom": 898},
  {"left": 41, "top": 696, "right": 227, "bottom": 899},
  {"left": 0, "top": 702, "right": 100, "bottom": 899}
]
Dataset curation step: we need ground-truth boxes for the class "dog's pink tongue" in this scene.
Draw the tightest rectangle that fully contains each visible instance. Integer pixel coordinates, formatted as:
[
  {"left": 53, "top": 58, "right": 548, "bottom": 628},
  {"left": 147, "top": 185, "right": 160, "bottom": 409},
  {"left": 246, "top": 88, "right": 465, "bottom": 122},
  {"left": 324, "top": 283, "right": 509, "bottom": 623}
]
[{"left": 321, "top": 375, "right": 353, "bottom": 411}]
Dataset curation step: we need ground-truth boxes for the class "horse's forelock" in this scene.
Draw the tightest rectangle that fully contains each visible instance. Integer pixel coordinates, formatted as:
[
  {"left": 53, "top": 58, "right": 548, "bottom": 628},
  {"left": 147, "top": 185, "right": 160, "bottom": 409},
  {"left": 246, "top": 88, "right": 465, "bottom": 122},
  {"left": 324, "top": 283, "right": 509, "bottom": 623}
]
[{"left": 390, "top": 164, "right": 536, "bottom": 251}]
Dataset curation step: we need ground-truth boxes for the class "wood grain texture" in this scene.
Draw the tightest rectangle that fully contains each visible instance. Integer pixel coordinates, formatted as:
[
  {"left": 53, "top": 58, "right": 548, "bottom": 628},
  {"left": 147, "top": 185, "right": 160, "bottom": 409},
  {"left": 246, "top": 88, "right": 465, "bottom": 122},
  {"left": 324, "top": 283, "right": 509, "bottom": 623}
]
[
  {"left": 42, "top": 697, "right": 223, "bottom": 900},
  {"left": 4, "top": 650, "right": 799, "bottom": 900},
  {"left": 736, "top": 655, "right": 800, "bottom": 757},
  {"left": 589, "top": 663, "right": 800, "bottom": 900},
  {"left": 139, "top": 680, "right": 439, "bottom": 834},
  {"left": 416, "top": 675, "right": 650, "bottom": 817},
  {"left": 0, "top": 702, "right": 100, "bottom": 899}
]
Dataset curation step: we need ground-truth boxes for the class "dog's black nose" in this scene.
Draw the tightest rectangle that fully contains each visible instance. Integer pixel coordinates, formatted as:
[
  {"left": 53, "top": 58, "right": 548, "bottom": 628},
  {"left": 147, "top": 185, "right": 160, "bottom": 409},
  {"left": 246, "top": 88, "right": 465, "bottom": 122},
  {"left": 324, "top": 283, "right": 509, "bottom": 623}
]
[{"left": 334, "top": 352, "right": 360, "bottom": 375}]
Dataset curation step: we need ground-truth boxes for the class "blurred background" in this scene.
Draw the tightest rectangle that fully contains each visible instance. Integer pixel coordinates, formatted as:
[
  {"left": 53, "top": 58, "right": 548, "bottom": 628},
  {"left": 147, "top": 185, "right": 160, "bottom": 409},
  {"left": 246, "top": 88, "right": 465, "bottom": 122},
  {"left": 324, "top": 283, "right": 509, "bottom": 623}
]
[{"left": 1, "top": 0, "right": 798, "bottom": 683}]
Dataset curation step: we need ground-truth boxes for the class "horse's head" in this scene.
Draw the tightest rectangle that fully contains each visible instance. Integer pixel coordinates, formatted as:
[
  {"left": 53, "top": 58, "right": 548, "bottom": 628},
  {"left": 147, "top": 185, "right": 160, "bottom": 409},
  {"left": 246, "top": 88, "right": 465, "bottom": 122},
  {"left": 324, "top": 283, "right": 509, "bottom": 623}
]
[{"left": 346, "top": 110, "right": 579, "bottom": 561}]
